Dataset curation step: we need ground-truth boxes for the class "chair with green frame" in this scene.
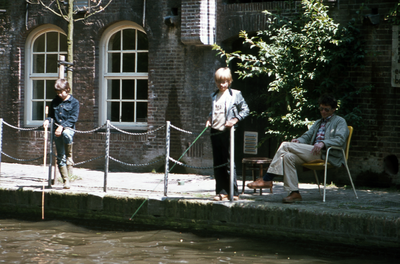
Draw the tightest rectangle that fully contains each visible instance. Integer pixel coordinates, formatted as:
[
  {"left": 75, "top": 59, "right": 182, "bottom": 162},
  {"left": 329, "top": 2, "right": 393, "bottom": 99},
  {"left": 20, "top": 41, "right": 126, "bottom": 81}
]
[{"left": 302, "top": 126, "right": 358, "bottom": 202}]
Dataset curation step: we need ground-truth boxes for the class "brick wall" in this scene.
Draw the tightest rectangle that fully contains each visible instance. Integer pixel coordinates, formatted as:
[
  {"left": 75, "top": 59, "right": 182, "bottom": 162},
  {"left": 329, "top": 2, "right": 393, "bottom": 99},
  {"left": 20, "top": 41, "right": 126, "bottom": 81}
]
[
  {"left": 0, "top": 12, "right": 9, "bottom": 123},
  {"left": 1, "top": 0, "right": 400, "bottom": 187},
  {"left": 0, "top": 0, "right": 215, "bottom": 175},
  {"left": 328, "top": 0, "right": 400, "bottom": 186},
  {"left": 217, "top": 0, "right": 302, "bottom": 43},
  {"left": 215, "top": 0, "right": 400, "bottom": 187},
  {"left": 181, "top": 0, "right": 216, "bottom": 45}
]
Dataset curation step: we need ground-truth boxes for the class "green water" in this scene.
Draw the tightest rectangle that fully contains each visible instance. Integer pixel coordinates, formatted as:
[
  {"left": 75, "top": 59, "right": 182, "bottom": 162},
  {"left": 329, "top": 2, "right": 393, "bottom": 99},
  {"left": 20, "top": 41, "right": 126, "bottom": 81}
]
[{"left": 0, "top": 219, "right": 397, "bottom": 263}]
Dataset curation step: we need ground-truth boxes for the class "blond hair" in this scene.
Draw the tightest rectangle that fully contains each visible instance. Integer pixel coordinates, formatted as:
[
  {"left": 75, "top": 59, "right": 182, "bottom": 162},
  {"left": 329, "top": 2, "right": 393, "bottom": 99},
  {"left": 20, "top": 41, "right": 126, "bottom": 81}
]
[{"left": 214, "top": 67, "right": 233, "bottom": 85}]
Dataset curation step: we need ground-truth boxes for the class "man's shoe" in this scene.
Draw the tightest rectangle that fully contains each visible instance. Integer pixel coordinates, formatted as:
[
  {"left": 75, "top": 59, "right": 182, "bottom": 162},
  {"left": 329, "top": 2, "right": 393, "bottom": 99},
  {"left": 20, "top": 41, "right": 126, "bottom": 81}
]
[
  {"left": 220, "top": 194, "right": 229, "bottom": 201},
  {"left": 214, "top": 194, "right": 239, "bottom": 201},
  {"left": 247, "top": 178, "right": 273, "bottom": 189},
  {"left": 213, "top": 195, "right": 221, "bottom": 201},
  {"left": 282, "top": 192, "right": 302, "bottom": 203}
]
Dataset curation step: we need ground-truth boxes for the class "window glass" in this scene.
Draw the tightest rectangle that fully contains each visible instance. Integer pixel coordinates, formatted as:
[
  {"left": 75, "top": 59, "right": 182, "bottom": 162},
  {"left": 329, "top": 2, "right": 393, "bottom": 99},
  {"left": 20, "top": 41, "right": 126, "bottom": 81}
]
[
  {"left": 107, "top": 79, "right": 120, "bottom": 99},
  {"left": 33, "top": 80, "right": 44, "bottom": 99},
  {"left": 104, "top": 25, "right": 148, "bottom": 127},
  {"left": 109, "top": 53, "right": 121, "bottom": 73},
  {"left": 60, "top": 34, "right": 67, "bottom": 52},
  {"left": 47, "top": 32, "right": 58, "bottom": 52},
  {"left": 137, "top": 80, "right": 148, "bottom": 99},
  {"left": 46, "top": 54, "right": 58, "bottom": 73},
  {"left": 32, "top": 32, "right": 66, "bottom": 74},
  {"left": 137, "top": 31, "right": 148, "bottom": 50},
  {"left": 28, "top": 30, "right": 67, "bottom": 125},
  {"left": 33, "top": 34, "right": 45, "bottom": 52},
  {"left": 46, "top": 80, "right": 56, "bottom": 99},
  {"left": 123, "top": 29, "right": 136, "bottom": 50},
  {"left": 33, "top": 54, "right": 45, "bottom": 73},
  {"left": 136, "top": 102, "right": 147, "bottom": 122},
  {"left": 108, "top": 102, "right": 120, "bottom": 122},
  {"left": 109, "top": 31, "right": 121, "bottom": 51},
  {"left": 122, "top": 53, "right": 135, "bottom": 72},
  {"left": 122, "top": 80, "right": 135, "bottom": 99},
  {"left": 121, "top": 102, "right": 134, "bottom": 122},
  {"left": 137, "top": 53, "right": 148, "bottom": 73},
  {"left": 32, "top": 102, "right": 44, "bottom": 120}
]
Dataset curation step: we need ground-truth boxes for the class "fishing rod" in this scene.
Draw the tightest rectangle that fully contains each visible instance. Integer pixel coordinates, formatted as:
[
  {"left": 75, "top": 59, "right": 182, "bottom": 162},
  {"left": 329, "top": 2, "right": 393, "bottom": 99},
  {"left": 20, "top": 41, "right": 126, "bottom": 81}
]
[{"left": 129, "top": 126, "right": 209, "bottom": 220}]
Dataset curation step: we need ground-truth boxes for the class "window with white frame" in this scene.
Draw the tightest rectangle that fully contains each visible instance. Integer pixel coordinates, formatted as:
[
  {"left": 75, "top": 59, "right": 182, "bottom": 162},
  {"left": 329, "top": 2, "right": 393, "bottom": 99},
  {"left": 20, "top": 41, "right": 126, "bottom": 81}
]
[
  {"left": 100, "top": 22, "right": 148, "bottom": 129},
  {"left": 25, "top": 26, "right": 67, "bottom": 126}
]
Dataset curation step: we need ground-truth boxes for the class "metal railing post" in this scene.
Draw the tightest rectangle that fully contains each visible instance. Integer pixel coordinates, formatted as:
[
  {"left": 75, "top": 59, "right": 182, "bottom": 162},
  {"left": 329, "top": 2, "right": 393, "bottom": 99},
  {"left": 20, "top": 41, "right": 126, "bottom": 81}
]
[
  {"left": 229, "top": 126, "right": 235, "bottom": 201},
  {"left": 0, "top": 118, "right": 2, "bottom": 176},
  {"left": 104, "top": 120, "right": 110, "bottom": 192},
  {"left": 47, "top": 119, "right": 54, "bottom": 188},
  {"left": 164, "top": 121, "right": 170, "bottom": 196}
]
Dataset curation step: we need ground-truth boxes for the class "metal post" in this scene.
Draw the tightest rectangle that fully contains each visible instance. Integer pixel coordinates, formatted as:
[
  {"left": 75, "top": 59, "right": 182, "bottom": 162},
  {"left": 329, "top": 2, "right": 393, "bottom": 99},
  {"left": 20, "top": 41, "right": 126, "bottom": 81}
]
[
  {"left": 0, "top": 118, "right": 3, "bottom": 176},
  {"left": 164, "top": 121, "right": 170, "bottom": 196},
  {"left": 59, "top": 55, "right": 65, "bottom": 79},
  {"left": 47, "top": 119, "right": 54, "bottom": 187},
  {"left": 104, "top": 120, "right": 110, "bottom": 192},
  {"left": 229, "top": 126, "right": 235, "bottom": 201}
]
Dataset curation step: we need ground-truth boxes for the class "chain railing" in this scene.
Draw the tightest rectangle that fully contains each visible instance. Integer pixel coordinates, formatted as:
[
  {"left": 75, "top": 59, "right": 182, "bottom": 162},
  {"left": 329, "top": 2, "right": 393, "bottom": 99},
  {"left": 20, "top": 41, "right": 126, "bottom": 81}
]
[{"left": 0, "top": 118, "right": 236, "bottom": 200}]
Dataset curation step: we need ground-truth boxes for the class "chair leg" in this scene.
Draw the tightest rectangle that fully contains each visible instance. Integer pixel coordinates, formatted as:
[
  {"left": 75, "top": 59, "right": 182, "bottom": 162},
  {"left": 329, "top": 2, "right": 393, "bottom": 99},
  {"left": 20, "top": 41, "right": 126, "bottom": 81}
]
[
  {"left": 242, "top": 164, "right": 246, "bottom": 194},
  {"left": 323, "top": 163, "right": 329, "bottom": 202},
  {"left": 251, "top": 169, "right": 257, "bottom": 194},
  {"left": 313, "top": 170, "right": 321, "bottom": 196},
  {"left": 344, "top": 163, "right": 358, "bottom": 199}
]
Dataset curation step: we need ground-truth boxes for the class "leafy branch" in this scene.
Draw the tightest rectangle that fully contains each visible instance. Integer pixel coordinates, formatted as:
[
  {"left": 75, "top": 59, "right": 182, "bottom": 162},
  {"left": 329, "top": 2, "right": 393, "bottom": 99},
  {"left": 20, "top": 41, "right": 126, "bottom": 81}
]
[
  {"left": 385, "top": 1, "right": 400, "bottom": 25},
  {"left": 213, "top": 0, "right": 369, "bottom": 142}
]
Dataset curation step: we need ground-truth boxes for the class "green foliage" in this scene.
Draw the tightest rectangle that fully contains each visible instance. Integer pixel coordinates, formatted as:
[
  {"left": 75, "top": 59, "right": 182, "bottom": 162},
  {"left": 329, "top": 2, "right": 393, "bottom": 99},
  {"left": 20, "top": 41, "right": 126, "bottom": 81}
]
[
  {"left": 385, "top": 2, "right": 400, "bottom": 25},
  {"left": 213, "top": 0, "right": 369, "bottom": 142}
]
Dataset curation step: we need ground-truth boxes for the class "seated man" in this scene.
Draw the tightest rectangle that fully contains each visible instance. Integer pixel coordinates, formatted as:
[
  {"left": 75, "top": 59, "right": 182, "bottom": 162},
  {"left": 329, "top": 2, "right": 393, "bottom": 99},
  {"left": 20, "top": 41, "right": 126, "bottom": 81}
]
[{"left": 247, "top": 94, "right": 349, "bottom": 203}]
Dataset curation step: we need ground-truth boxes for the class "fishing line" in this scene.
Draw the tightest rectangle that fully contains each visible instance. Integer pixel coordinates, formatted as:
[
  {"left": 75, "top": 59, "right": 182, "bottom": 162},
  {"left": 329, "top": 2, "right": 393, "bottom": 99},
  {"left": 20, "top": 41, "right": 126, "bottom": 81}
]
[
  {"left": 129, "top": 126, "right": 209, "bottom": 220},
  {"left": 168, "top": 126, "right": 209, "bottom": 173}
]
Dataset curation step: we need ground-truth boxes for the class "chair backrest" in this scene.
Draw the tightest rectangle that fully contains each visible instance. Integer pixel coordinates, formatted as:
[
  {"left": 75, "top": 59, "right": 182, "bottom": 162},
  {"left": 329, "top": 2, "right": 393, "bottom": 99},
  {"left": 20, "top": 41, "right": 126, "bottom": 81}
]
[{"left": 345, "top": 126, "right": 353, "bottom": 160}]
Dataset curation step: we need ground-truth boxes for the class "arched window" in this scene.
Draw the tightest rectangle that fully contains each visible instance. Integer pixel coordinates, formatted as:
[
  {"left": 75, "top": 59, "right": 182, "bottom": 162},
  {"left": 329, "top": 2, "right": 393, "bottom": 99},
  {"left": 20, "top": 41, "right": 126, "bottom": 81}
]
[
  {"left": 25, "top": 25, "right": 67, "bottom": 126},
  {"left": 100, "top": 21, "right": 148, "bottom": 129}
]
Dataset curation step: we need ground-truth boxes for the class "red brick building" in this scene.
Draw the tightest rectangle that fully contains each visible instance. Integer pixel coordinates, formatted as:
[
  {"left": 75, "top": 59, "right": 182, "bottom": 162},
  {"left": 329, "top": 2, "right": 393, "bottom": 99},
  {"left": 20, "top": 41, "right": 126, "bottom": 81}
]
[{"left": 0, "top": 0, "right": 399, "bottom": 187}]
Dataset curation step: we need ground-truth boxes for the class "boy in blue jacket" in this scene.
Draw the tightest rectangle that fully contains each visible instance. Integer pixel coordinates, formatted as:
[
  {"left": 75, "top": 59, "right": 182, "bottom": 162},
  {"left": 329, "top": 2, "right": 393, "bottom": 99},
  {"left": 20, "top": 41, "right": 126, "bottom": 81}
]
[{"left": 43, "top": 79, "right": 79, "bottom": 189}]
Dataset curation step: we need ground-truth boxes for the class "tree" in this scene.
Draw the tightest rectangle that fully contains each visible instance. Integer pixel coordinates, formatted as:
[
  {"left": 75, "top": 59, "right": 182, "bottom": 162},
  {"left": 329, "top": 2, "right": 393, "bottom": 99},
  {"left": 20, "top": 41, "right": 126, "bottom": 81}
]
[
  {"left": 26, "top": 0, "right": 113, "bottom": 85},
  {"left": 213, "top": 0, "right": 370, "bottom": 144},
  {"left": 385, "top": 1, "right": 400, "bottom": 25}
]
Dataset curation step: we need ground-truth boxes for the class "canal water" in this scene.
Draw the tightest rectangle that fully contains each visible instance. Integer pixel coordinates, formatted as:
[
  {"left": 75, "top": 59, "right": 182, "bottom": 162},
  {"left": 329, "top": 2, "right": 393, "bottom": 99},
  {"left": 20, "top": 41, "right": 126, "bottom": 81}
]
[{"left": 0, "top": 219, "right": 397, "bottom": 263}]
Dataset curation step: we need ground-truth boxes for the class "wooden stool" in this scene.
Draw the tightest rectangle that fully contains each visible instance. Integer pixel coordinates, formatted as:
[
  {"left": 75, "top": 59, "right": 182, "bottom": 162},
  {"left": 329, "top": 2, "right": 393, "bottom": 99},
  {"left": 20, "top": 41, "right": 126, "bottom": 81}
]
[{"left": 242, "top": 157, "right": 272, "bottom": 195}]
